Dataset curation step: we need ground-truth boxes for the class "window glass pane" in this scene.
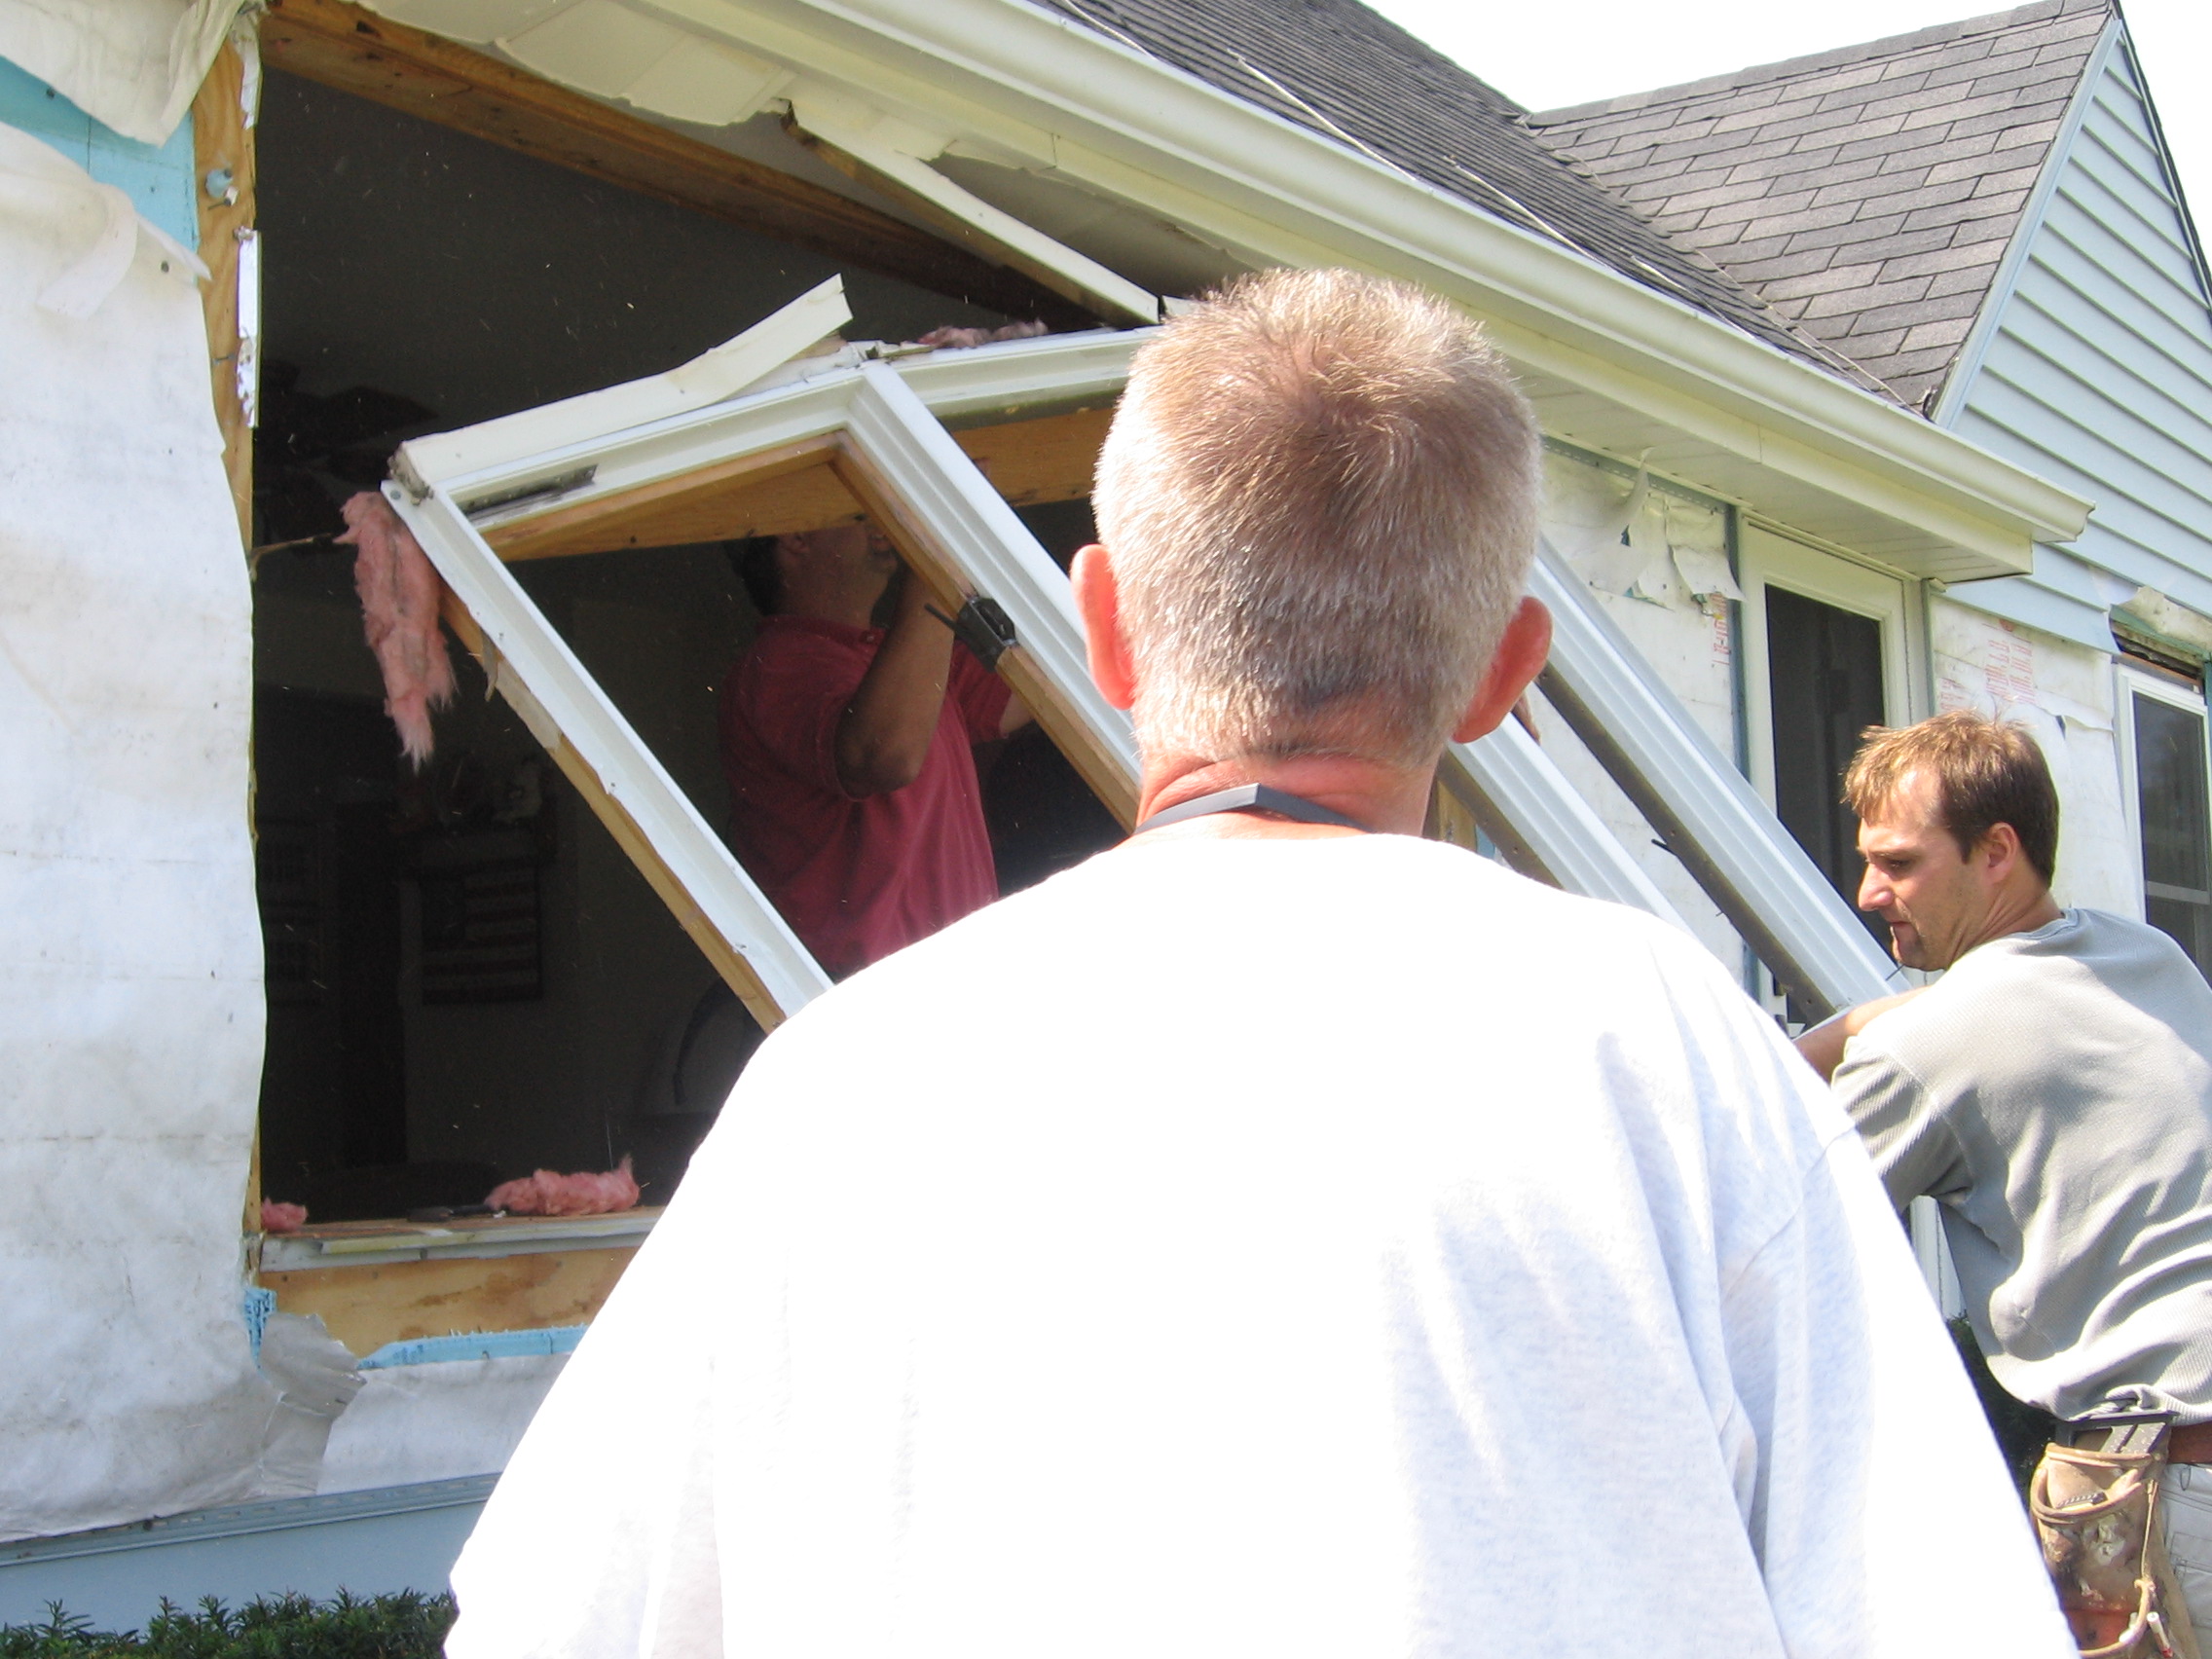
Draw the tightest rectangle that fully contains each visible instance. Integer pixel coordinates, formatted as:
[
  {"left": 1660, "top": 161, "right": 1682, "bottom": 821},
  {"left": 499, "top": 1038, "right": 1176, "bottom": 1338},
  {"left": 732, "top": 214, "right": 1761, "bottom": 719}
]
[
  {"left": 1766, "top": 586, "right": 1887, "bottom": 937},
  {"left": 2134, "top": 691, "right": 2212, "bottom": 976}
]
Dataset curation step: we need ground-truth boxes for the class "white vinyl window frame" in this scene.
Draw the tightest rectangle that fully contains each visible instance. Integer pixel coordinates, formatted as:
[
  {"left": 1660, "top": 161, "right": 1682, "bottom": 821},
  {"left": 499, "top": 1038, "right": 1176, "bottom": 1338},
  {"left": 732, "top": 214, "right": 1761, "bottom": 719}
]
[
  {"left": 300, "top": 318, "right": 1918, "bottom": 1271},
  {"left": 386, "top": 327, "right": 1907, "bottom": 1037},
  {"left": 2117, "top": 663, "right": 2212, "bottom": 938},
  {"left": 1736, "top": 521, "right": 1918, "bottom": 819}
]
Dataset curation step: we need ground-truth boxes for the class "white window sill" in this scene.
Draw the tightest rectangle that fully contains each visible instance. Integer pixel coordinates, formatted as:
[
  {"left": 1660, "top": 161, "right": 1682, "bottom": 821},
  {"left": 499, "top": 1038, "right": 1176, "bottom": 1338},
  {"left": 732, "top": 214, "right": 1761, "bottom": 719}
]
[{"left": 257, "top": 1208, "right": 662, "bottom": 1272}]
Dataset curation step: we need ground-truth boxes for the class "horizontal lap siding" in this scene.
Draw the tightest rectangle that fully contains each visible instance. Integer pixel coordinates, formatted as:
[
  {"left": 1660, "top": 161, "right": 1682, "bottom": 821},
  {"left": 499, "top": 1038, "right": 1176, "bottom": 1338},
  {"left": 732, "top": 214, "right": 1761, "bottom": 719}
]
[{"left": 1952, "top": 41, "right": 2212, "bottom": 621}]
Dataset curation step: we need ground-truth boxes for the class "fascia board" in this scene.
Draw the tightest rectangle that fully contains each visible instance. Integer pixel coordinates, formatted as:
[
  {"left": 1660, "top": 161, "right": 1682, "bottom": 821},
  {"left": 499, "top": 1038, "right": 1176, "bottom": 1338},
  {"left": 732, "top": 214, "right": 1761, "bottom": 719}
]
[{"left": 645, "top": 0, "right": 2089, "bottom": 554}]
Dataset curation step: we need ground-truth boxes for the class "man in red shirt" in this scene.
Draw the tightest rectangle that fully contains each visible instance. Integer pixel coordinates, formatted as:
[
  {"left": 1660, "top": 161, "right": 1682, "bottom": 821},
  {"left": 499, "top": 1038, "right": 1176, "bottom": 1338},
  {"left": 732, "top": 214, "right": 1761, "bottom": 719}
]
[{"left": 719, "top": 523, "right": 1029, "bottom": 977}]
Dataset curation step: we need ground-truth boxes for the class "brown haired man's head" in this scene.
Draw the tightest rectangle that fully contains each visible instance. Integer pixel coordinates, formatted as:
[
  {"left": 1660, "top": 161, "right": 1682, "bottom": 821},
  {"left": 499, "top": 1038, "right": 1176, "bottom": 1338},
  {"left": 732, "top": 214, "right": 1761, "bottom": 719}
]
[{"left": 1842, "top": 711, "right": 2062, "bottom": 970}]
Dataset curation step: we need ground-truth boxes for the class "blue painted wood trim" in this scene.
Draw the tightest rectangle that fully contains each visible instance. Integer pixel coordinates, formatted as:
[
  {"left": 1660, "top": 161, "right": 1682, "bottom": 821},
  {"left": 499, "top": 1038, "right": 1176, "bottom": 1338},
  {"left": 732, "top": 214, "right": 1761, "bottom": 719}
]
[{"left": 358, "top": 1327, "right": 586, "bottom": 1369}]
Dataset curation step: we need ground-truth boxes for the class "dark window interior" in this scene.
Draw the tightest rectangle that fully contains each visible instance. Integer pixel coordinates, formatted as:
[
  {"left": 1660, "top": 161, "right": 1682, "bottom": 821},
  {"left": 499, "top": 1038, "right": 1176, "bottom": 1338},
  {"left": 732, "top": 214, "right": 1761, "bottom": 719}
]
[
  {"left": 251, "top": 71, "right": 1113, "bottom": 1222},
  {"left": 2133, "top": 691, "right": 2212, "bottom": 977},
  {"left": 1765, "top": 585, "right": 1887, "bottom": 941}
]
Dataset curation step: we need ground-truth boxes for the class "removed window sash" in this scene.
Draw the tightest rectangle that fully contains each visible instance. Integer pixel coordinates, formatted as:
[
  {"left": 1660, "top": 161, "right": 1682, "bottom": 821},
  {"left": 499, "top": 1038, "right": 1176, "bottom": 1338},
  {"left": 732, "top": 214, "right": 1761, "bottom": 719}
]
[
  {"left": 1443, "top": 721, "right": 1685, "bottom": 923},
  {"left": 1528, "top": 543, "right": 1904, "bottom": 1019},
  {"left": 392, "top": 485, "right": 831, "bottom": 1027},
  {"left": 392, "top": 322, "right": 1895, "bottom": 1034}
]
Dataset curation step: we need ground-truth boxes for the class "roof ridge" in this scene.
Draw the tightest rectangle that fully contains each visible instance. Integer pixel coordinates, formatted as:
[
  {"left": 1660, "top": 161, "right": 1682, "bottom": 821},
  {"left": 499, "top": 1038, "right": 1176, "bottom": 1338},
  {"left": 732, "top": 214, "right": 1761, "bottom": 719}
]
[{"left": 1526, "top": 0, "right": 2107, "bottom": 128}]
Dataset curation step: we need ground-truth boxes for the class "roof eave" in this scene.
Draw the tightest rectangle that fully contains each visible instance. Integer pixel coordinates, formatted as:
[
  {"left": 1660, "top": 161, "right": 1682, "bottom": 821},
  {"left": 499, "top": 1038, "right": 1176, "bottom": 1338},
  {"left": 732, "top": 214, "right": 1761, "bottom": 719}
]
[{"left": 409, "top": 0, "right": 2097, "bottom": 569}]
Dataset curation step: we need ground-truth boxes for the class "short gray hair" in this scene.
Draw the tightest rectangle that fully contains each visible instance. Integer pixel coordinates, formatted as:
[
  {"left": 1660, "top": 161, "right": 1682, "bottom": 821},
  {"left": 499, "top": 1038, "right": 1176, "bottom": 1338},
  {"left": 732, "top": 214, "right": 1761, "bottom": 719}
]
[{"left": 1092, "top": 269, "right": 1540, "bottom": 768}]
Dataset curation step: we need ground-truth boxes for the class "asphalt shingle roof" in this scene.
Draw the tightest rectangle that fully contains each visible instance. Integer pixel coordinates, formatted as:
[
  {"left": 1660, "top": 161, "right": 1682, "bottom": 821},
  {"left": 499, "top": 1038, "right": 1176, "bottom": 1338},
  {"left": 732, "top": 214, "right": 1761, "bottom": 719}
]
[
  {"left": 1032, "top": 0, "right": 1892, "bottom": 395},
  {"left": 1525, "top": 0, "right": 2109, "bottom": 409}
]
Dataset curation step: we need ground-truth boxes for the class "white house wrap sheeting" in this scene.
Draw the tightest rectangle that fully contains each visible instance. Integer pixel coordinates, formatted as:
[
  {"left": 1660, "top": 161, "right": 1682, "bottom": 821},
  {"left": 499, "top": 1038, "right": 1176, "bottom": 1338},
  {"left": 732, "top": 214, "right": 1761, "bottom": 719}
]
[
  {"left": 0, "top": 0, "right": 243, "bottom": 146},
  {"left": 0, "top": 120, "right": 276, "bottom": 1541}
]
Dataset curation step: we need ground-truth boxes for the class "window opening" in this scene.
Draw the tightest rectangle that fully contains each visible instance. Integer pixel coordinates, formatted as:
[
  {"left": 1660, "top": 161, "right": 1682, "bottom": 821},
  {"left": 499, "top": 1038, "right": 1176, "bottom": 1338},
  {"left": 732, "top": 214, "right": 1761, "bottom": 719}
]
[
  {"left": 250, "top": 67, "right": 1032, "bottom": 1233},
  {"left": 2126, "top": 681, "right": 2212, "bottom": 977},
  {"left": 1764, "top": 586, "right": 1888, "bottom": 930},
  {"left": 1732, "top": 526, "right": 1914, "bottom": 1014}
]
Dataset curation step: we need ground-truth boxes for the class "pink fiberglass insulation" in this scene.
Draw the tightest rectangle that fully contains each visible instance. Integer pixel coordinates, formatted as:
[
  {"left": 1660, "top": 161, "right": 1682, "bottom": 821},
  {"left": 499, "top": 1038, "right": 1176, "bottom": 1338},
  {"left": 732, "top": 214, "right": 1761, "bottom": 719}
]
[
  {"left": 340, "top": 491, "right": 456, "bottom": 768},
  {"left": 487, "top": 1157, "right": 640, "bottom": 1217},
  {"left": 261, "top": 1200, "right": 308, "bottom": 1234}
]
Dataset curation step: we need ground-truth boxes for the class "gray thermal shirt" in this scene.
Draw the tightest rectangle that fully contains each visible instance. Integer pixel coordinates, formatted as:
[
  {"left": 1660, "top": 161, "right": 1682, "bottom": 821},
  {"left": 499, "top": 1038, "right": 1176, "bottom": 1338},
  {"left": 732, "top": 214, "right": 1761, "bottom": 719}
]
[{"left": 1834, "top": 908, "right": 2212, "bottom": 1421}]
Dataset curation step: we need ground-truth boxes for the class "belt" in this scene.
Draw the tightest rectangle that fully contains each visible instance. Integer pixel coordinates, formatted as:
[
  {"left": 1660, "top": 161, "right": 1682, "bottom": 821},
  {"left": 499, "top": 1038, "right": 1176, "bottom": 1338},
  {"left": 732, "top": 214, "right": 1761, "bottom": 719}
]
[{"left": 2168, "top": 1422, "right": 2212, "bottom": 1464}]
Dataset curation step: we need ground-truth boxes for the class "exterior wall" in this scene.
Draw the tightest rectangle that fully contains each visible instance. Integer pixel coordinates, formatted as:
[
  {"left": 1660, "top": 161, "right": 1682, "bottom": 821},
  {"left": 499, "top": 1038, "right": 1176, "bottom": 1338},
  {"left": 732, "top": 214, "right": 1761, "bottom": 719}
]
[
  {"left": 0, "top": 115, "right": 278, "bottom": 1540},
  {"left": 1538, "top": 450, "right": 1749, "bottom": 978},
  {"left": 1931, "top": 599, "right": 2138, "bottom": 917},
  {"left": 1947, "top": 30, "right": 2212, "bottom": 648}
]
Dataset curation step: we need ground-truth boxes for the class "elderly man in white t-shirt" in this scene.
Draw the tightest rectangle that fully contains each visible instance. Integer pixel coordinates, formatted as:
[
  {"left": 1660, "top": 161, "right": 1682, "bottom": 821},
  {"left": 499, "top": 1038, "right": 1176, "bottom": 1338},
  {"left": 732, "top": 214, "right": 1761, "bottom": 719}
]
[
  {"left": 446, "top": 271, "right": 2068, "bottom": 1659},
  {"left": 1799, "top": 711, "right": 2212, "bottom": 1650}
]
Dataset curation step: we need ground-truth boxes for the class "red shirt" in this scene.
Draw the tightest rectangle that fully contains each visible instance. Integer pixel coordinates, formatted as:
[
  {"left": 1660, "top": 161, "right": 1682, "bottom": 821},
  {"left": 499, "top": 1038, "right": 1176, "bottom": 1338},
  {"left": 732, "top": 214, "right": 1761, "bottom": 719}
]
[{"left": 719, "top": 615, "right": 1012, "bottom": 977}]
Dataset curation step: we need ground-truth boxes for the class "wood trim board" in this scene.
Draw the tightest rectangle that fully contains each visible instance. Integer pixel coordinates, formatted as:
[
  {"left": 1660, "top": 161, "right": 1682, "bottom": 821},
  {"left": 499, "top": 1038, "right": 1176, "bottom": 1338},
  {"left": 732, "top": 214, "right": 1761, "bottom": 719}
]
[
  {"left": 193, "top": 41, "right": 255, "bottom": 545},
  {"left": 262, "top": 1246, "right": 639, "bottom": 1358}
]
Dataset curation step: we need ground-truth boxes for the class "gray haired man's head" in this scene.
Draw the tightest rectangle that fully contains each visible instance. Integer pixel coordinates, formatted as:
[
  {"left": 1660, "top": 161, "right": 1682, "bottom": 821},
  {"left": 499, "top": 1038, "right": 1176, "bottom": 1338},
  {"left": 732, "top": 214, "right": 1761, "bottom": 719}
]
[{"left": 1091, "top": 268, "right": 1541, "bottom": 770}]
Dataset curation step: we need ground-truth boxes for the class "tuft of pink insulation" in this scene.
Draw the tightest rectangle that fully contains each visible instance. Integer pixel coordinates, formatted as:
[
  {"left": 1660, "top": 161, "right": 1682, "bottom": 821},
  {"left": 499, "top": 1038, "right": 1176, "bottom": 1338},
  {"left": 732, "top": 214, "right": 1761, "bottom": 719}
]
[
  {"left": 261, "top": 1199, "right": 309, "bottom": 1234},
  {"left": 339, "top": 491, "right": 457, "bottom": 768},
  {"left": 486, "top": 1156, "right": 641, "bottom": 1217},
  {"left": 912, "top": 320, "right": 1051, "bottom": 350}
]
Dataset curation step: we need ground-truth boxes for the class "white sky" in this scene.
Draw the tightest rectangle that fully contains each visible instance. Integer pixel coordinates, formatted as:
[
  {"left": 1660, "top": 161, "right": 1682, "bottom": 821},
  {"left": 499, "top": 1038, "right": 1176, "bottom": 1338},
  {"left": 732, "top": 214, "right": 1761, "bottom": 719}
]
[{"left": 1362, "top": 1, "right": 2212, "bottom": 228}]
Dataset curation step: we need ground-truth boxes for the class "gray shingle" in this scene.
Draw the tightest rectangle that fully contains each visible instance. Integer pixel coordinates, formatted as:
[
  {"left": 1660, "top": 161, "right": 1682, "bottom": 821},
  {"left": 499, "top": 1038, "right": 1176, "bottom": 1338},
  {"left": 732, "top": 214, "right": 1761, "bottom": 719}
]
[
  {"left": 1879, "top": 234, "right": 2016, "bottom": 278},
  {"left": 1729, "top": 245, "right": 1844, "bottom": 283},
  {"left": 1800, "top": 275, "right": 1935, "bottom": 318},
  {"left": 1760, "top": 260, "right": 1888, "bottom": 301},
  {"left": 1530, "top": 0, "right": 2110, "bottom": 398}
]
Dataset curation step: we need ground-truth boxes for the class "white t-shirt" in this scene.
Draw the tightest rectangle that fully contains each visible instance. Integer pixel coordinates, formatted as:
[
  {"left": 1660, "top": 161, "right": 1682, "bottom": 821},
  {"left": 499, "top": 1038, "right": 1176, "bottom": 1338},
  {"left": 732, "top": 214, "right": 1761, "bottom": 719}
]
[{"left": 449, "top": 834, "right": 2069, "bottom": 1658}]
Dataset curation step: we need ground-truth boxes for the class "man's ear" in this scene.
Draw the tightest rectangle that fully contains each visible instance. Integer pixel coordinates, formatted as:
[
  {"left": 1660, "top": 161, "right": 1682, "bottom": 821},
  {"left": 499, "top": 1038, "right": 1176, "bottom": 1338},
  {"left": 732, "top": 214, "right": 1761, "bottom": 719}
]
[
  {"left": 1451, "top": 597, "right": 1552, "bottom": 744},
  {"left": 1977, "top": 821, "right": 2025, "bottom": 880},
  {"left": 1071, "top": 543, "right": 1137, "bottom": 711}
]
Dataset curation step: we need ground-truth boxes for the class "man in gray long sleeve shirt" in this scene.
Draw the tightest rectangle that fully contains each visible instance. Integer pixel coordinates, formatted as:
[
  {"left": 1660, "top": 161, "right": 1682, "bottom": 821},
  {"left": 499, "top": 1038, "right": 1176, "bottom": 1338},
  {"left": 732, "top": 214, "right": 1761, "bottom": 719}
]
[{"left": 1800, "top": 710, "right": 2212, "bottom": 1642}]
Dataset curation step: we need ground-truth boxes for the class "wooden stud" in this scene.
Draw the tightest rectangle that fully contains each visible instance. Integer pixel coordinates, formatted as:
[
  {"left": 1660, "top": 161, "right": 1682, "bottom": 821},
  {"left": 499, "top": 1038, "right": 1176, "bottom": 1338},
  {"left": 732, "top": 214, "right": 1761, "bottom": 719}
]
[
  {"left": 950, "top": 405, "right": 1112, "bottom": 507},
  {"left": 439, "top": 593, "right": 792, "bottom": 1032},
  {"left": 192, "top": 42, "right": 255, "bottom": 544},
  {"left": 261, "top": 1246, "right": 640, "bottom": 1357},
  {"left": 487, "top": 435, "right": 849, "bottom": 563},
  {"left": 257, "top": 0, "right": 1089, "bottom": 327},
  {"left": 484, "top": 406, "right": 1112, "bottom": 564}
]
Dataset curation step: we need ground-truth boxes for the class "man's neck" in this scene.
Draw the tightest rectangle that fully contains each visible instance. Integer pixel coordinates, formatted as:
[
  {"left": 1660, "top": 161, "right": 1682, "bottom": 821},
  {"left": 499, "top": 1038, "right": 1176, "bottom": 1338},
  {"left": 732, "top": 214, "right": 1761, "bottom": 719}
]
[
  {"left": 1959, "top": 886, "right": 2066, "bottom": 960},
  {"left": 1131, "top": 753, "right": 1436, "bottom": 840}
]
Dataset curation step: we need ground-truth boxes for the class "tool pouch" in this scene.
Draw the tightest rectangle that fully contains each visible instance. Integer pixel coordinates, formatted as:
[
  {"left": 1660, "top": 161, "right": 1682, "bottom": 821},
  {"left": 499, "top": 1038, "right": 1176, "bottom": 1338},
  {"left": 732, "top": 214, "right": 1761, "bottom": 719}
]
[{"left": 2033, "top": 1422, "right": 2194, "bottom": 1658}]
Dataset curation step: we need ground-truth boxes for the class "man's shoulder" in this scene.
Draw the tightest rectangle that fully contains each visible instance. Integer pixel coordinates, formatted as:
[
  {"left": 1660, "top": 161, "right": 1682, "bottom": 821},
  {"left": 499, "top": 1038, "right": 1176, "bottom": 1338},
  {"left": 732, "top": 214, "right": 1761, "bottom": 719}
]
[{"left": 791, "top": 832, "right": 1744, "bottom": 1051}]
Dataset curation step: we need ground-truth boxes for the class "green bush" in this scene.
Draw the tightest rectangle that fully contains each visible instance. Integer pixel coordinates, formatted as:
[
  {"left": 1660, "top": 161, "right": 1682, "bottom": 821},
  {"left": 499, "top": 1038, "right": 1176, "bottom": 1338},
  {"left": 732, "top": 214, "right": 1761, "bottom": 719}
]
[{"left": 0, "top": 1591, "right": 454, "bottom": 1659}]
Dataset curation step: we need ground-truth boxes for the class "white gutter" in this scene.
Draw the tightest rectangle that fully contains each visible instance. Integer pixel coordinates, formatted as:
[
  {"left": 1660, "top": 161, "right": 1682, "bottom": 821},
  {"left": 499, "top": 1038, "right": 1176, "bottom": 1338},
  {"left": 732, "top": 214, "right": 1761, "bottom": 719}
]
[{"left": 645, "top": 0, "right": 2089, "bottom": 560}]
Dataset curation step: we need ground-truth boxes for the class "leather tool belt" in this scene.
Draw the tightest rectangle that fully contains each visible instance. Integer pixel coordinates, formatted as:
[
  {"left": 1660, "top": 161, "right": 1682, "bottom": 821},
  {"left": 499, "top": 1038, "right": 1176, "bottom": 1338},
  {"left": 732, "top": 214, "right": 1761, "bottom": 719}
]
[{"left": 2034, "top": 1415, "right": 2197, "bottom": 1659}]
